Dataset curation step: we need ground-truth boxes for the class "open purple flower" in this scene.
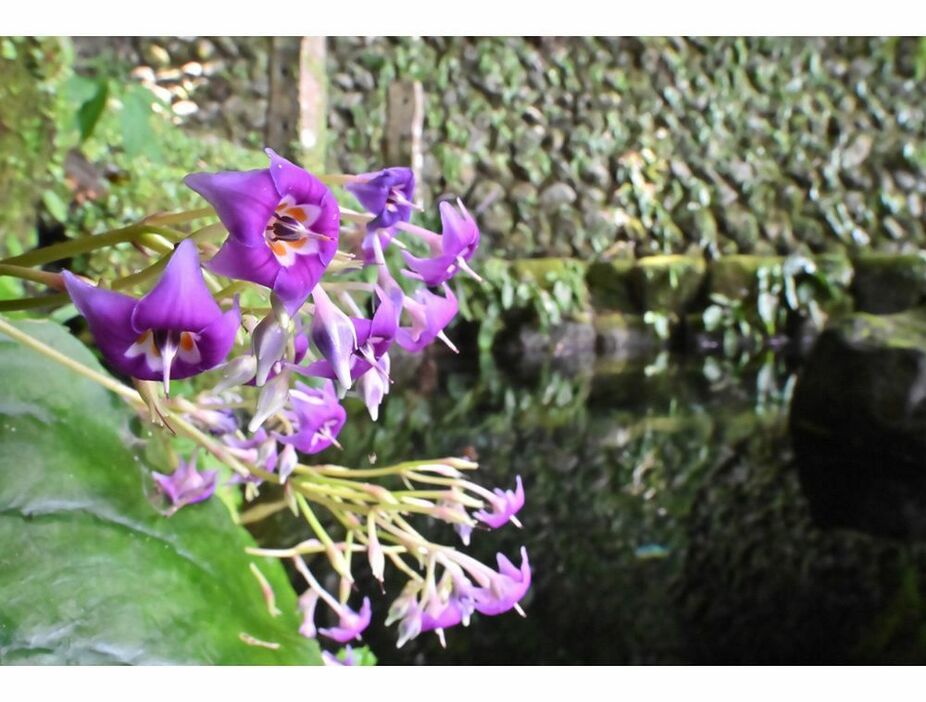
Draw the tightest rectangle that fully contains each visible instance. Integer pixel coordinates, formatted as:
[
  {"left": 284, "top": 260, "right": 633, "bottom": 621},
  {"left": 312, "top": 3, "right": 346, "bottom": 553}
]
[
  {"left": 474, "top": 475, "right": 525, "bottom": 529},
  {"left": 278, "top": 381, "right": 346, "bottom": 454},
  {"left": 403, "top": 200, "right": 480, "bottom": 286},
  {"left": 185, "top": 149, "right": 340, "bottom": 313},
  {"left": 472, "top": 547, "right": 531, "bottom": 616},
  {"left": 62, "top": 239, "right": 239, "bottom": 394},
  {"left": 396, "top": 284, "right": 459, "bottom": 353},
  {"left": 152, "top": 455, "right": 218, "bottom": 514},
  {"left": 319, "top": 597, "right": 372, "bottom": 643}
]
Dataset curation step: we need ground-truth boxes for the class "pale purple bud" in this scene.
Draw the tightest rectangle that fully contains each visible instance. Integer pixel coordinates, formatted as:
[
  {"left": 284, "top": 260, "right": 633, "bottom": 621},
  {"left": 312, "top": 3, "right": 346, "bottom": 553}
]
[
  {"left": 252, "top": 313, "right": 288, "bottom": 386},
  {"left": 367, "top": 515, "right": 385, "bottom": 582},
  {"left": 248, "top": 372, "right": 290, "bottom": 432},
  {"left": 213, "top": 354, "right": 257, "bottom": 393},
  {"left": 357, "top": 354, "right": 390, "bottom": 421},
  {"left": 278, "top": 443, "right": 298, "bottom": 482},
  {"left": 311, "top": 286, "right": 357, "bottom": 390}
]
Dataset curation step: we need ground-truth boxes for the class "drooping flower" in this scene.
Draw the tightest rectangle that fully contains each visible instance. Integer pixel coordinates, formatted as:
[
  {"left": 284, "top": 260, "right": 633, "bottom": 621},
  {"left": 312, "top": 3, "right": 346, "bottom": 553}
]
[
  {"left": 62, "top": 239, "right": 240, "bottom": 394},
  {"left": 302, "top": 284, "right": 402, "bottom": 388},
  {"left": 402, "top": 199, "right": 480, "bottom": 286},
  {"left": 278, "top": 381, "right": 346, "bottom": 455},
  {"left": 318, "top": 597, "right": 372, "bottom": 643},
  {"left": 346, "top": 167, "right": 416, "bottom": 264},
  {"left": 347, "top": 167, "right": 416, "bottom": 231},
  {"left": 310, "top": 286, "right": 358, "bottom": 389},
  {"left": 472, "top": 547, "right": 531, "bottom": 616},
  {"left": 185, "top": 149, "right": 340, "bottom": 313},
  {"left": 152, "top": 455, "right": 218, "bottom": 514},
  {"left": 395, "top": 284, "right": 459, "bottom": 353},
  {"left": 356, "top": 353, "right": 390, "bottom": 421},
  {"left": 474, "top": 475, "right": 525, "bottom": 529}
]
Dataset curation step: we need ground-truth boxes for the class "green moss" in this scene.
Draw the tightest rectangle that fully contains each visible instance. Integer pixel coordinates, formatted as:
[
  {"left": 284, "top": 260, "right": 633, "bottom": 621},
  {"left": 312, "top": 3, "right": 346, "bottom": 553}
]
[
  {"left": 632, "top": 255, "right": 707, "bottom": 314},
  {"left": 851, "top": 254, "right": 926, "bottom": 314},
  {"left": 709, "top": 255, "right": 785, "bottom": 301},
  {"left": 0, "top": 37, "right": 70, "bottom": 254},
  {"left": 586, "top": 260, "right": 637, "bottom": 313}
]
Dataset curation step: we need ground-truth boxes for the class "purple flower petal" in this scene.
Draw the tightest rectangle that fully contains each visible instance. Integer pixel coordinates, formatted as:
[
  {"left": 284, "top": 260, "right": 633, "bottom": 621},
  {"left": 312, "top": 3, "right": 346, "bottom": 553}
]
[
  {"left": 311, "top": 287, "right": 358, "bottom": 389},
  {"left": 152, "top": 456, "right": 218, "bottom": 512},
  {"left": 402, "top": 251, "right": 460, "bottom": 287},
  {"left": 62, "top": 272, "right": 156, "bottom": 379},
  {"left": 184, "top": 168, "right": 278, "bottom": 246},
  {"left": 279, "top": 381, "right": 347, "bottom": 454},
  {"left": 132, "top": 240, "right": 222, "bottom": 334},
  {"left": 472, "top": 547, "right": 531, "bottom": 616},
  {"left": 206, "top": 237, "right": 281, "bottom": 290},
  {"left": 318, "top": 597, "right": 372, "bottom": 643},
  {"left": 474, "top": 475, "right": 525, "bottom": 529},
  {"left": 396, "top": 284, "right": 458, "bottom": 352},
  {"left": 192, "top": 299, "right": 241, "bottom": 373},
  {"left": 347, "top": 167, "right": 415, "bottom": 231}
]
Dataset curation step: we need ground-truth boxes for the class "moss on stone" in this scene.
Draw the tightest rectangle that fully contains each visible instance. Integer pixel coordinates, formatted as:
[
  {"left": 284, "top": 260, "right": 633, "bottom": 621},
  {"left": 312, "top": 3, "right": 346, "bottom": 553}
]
[
  {"left": 851, "top": 254, "right": 926, "bottom": 314},
  {"left": 586, "top": 260, "right": 637, "bottom": 313},
  {"left": 709, "top": 255, "right": 784, "bottom": 301},
  {"left": 631, "top": 255, "right": 707, "bottom": 314},
  {"left": 0, "top": 37, "right": 70, "bottom": 254}
]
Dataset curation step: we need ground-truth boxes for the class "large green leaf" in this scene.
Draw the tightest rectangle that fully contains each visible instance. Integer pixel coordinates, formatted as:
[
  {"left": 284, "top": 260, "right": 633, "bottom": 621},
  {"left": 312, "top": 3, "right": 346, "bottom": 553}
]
[{"left": 0, "top": 320, "right": 321, "bottom": 664}]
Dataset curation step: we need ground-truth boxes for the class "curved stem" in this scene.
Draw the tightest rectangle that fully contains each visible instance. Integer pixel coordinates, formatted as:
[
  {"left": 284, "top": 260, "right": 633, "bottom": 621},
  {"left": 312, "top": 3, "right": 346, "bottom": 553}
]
[{"left": 0, "top": 264, "right": 63, "bottom": 289}]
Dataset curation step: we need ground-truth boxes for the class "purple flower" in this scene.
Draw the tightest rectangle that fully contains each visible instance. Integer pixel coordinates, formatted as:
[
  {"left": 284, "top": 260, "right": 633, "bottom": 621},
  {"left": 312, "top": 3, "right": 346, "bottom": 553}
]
[
  {"left": 278, "top": 381, "right": 346, "bottom": 454},
  {"left": 474, "top": 475, "right": 525, "bottom": 529},
  {"left": 395, "top": 284, "right": 459, "bottom": 353},
  {"left": 152, "top": 455, "right": 218, "bottom": 514},
  {"left": 356, "top": 354, "right": 390, "bottom": 421},
  {"left": 319, "top": 597, "right": 372, "bottom": 643},
  {"left": 303, "top": 284, "right": 402, "bottom": 387},
  {"left": 223, "top": 428, "right": 279, "bottom": 484},
  {"left": 472, "top": 547, "right": 531, "bottom": 616},
  {"left": 403, "top": 200, "right": 480, "bottom": 286},
  {"left": 62, "top": 240, "right": 239, "bottom": 394},
  {"left": 347, "top": 167, "right": 416, "bottom": 232},
  {"left": 185, "top": 149, "right": 340, "bottom": 313}
]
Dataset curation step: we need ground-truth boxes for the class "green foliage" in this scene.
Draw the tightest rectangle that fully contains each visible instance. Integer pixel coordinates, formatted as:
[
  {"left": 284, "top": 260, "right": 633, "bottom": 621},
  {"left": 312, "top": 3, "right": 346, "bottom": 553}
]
[
  {"left": 701, "top": 253, "right": 854, "bottom": 355},
  {"left": 455, "top": 257, "right": 590, "bottom": 351},
  {"left": 0, "top": 320, "right": 321, "bottom": 665}
]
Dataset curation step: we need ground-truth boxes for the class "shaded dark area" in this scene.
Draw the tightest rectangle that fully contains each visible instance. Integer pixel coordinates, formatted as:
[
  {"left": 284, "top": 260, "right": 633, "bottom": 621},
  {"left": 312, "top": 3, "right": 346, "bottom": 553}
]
[{"left": 252, "top": 340, "right": 926, "bottom": 664}]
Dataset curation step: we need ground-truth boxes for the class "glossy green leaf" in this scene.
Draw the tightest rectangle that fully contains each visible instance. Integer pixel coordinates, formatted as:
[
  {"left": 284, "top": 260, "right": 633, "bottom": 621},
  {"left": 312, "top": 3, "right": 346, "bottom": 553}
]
[{"left": 0, "top": 320, "right": 321, "bottom": 665}]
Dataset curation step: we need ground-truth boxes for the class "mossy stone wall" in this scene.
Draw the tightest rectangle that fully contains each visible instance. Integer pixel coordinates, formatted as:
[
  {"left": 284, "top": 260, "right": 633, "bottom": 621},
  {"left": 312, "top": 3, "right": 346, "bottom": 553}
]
[{"left": 328, "top": 37, "right": 926, "bottom": 259}]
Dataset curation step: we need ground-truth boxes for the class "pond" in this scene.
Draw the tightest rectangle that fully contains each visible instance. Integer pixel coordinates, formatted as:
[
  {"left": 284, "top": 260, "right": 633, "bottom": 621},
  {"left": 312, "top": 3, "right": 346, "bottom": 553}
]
[{"left": 251, "top": 343, "right": 926, "bottom": 665}]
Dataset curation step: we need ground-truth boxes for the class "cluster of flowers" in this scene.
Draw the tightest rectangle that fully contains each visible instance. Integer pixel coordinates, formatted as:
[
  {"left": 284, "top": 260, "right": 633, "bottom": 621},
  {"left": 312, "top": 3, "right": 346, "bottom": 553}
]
[{"left": 61, "top": 149, "right": 529, "bottom": 656}]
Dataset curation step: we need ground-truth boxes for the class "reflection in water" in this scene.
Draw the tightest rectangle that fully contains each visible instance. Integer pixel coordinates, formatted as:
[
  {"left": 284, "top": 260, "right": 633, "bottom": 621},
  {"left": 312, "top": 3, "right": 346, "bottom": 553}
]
[{"left": 251, "top": 348, "right": 926, "bottom": 664}]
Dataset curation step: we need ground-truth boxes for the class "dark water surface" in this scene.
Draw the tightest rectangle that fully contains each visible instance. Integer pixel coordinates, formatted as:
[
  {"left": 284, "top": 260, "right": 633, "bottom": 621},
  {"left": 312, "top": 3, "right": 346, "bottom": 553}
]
[{"left": 255, "top": 348, "right": 926, "bottom": 664}]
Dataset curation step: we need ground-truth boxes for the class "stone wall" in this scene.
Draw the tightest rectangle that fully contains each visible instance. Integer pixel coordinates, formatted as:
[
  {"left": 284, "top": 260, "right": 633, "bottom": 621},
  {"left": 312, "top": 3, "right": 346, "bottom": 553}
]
[{"left": 327, "top": 37, "right": 926, "bottom": 260}]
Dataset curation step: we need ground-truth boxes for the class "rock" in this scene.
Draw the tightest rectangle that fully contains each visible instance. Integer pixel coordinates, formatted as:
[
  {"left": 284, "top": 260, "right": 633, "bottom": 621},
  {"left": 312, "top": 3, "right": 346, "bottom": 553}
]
[
  {"left": 791, "top": 309, "right": 926, "bottom": 538},
  {"left": 631, "top": 255, "right": 707, "bottom": 314},
  {"left": 585, "top": 260, "right": 637, "bottom": 312},
  {"left": 143, "top": 43, "right": 171, "bottom": 68},
  {"left": 709, "top": 255, "right": 784, "bottom": 300},
  {"left": 540, "top": 182, "right": 578, "bottom": 211},
  {"left": 171, "top": 100, "right": 199, "bottom": 117},
  {"left": 851, "top": 254, "right": 926, "bottom": 314},
  {"left": 517, "top": 321, "right": 597, "bottom": 360},
  {"left": 593, "top": 313, "right": 659, "bottom": 356}
]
